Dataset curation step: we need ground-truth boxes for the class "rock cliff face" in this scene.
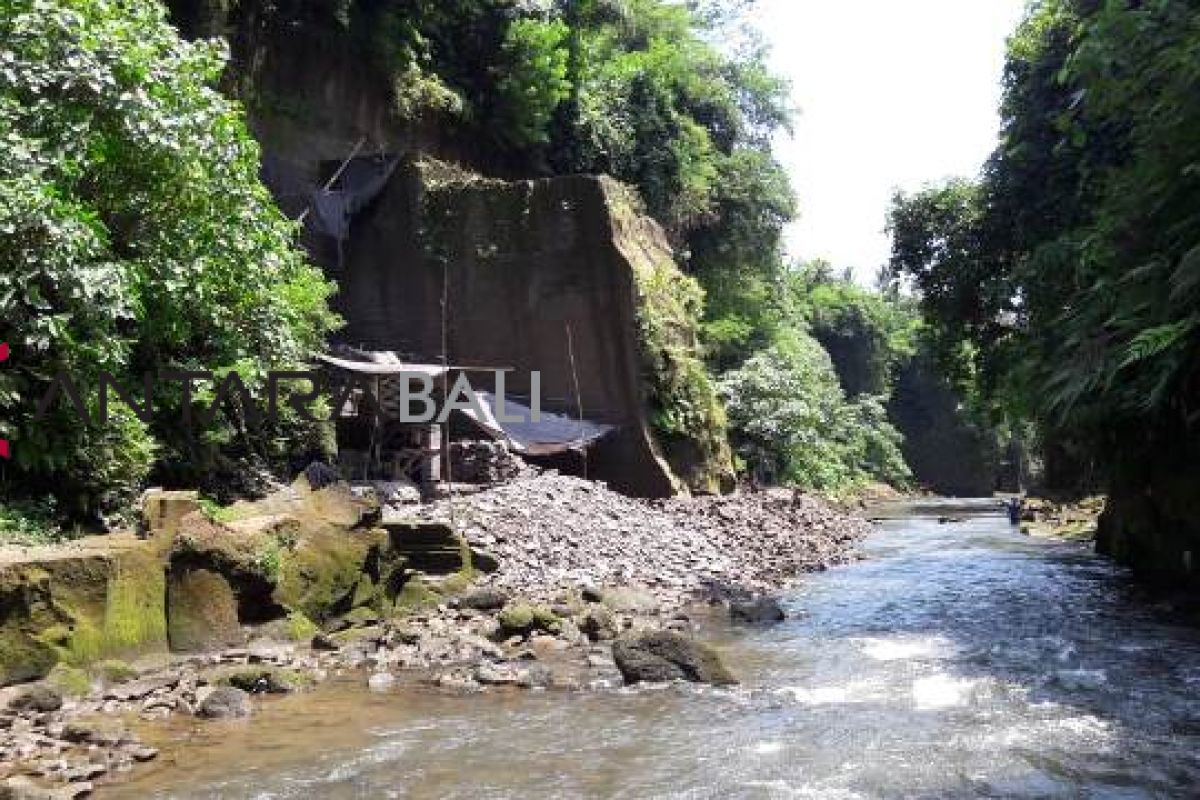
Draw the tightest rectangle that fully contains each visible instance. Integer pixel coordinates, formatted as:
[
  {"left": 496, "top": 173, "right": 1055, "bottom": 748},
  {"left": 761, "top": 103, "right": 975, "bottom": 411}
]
[
  {"left": 332, "top": 159, "right": 730, "bottom": 496},
  {"left": 1097, "top": 453, "right": 1200, "bottom": 589},
  {"left": 166, "top": 1, "right": 732, "bottom": 497}
]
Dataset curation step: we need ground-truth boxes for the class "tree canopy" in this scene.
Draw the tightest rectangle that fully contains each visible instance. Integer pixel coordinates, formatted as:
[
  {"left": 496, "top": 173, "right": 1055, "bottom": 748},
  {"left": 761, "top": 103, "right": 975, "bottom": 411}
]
[
  {"left": 887, "top": 0, "right": 1200, "bottom": 489},
  {"left": 0, "top": 0, "right": 337, "bottom": 523}
]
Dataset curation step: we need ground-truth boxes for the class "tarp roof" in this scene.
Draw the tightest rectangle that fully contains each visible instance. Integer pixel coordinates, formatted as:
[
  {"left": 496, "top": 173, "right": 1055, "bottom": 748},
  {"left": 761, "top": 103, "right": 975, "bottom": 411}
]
[
  {"left": 316, "top": 353, "right": 449, "bottom": 378},
  {"left": 460, "top": 392, "right": 615, "bottom": 456}
]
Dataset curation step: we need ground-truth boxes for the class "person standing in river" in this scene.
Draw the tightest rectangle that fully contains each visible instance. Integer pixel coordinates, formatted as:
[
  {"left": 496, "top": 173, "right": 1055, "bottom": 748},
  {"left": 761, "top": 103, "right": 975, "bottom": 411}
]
[{"left": 1005, "top": 496, "right": 1023, "bottom": 526}]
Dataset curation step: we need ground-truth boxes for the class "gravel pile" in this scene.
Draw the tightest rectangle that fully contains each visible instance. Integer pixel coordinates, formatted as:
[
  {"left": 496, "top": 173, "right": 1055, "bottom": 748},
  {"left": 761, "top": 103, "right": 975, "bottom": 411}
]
[
  {"left": 416, "top": 472, "right": 873, "bottom": 605},
  {"left": 447, "top": 440, "right": 527, "bottom": 485}
]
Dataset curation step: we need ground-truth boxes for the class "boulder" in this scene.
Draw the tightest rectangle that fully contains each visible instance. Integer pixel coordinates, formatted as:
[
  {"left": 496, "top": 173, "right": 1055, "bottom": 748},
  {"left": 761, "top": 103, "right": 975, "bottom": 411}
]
[
  {"left": 272, "top": 526, "right": 389, "bottom": 625},
  {"left": 0, "top": 541, "right": 168, "bottom": 686},
  {"left": 197, "top": 686, "right": 252, "bottom": 719},
  {"left": 611, "top": 631, "right": 737, "bottom": 686},
  {"left": 218, "top": 666, "right": 310, "bottom": 695},
  {"left": 167, "top": 567, "right": 244, "bottom": 652},
  {"left": 44, "top": 664, "right": 91, "bottom": 697},
  {"left": 7, "top": 684, "right": 62, "bottom": 713},
  {"left": 468, "top": 547, "right": 501, "bottom": 573},
  {"left": 474, "top": 663, "right": 522, "bottom": 686},
  {"left": 303, "top": 481, "right": 380, "bottom": 529},
  {"left": 61, "top": 719, "right": 127, "bottom": 746},
  {"left": 458, "top": 588, "right": 508, "bottom": 612},
  {"left": 310, "top": 632, "right": 339, "bottom": 651},
  {"left": 729, "top": 596, "right": 786, "bottom": 625},
  {"left": 495, "top": 603, "right": 560, "bottom": 639},
  {"left": 600, "top": 587, "right": 659, "bottom": 614},
  {"left": 367, "top": 672, "right": 395, "bottom": 692},
  {"left": 578, "top": 606, "right": 619, "bottom": 642}
]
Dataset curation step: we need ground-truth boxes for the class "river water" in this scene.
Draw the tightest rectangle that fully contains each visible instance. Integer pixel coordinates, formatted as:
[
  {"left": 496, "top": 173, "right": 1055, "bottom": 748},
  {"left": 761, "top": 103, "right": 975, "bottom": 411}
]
[{"left": 108, "top": 499, "right": 1200, "bottom": 798}]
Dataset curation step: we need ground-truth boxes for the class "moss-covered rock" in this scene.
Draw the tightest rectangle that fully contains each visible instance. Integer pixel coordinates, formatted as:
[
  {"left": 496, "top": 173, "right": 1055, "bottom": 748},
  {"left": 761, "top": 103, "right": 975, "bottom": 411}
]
[
  {"left": 392, "top": 576, "right": 442, "bottom": 612},
  {"left": 0, "top": 490, "right": 417, "bottom": 686},
  {"left": 286, "top": 611, "right": 320, "bottom": 641},
  {"left": 273, "top": 526, "right": 387, "bottom": 623},
  {"left": 335, "top": 605, "right": 381, "bottom": 629},
  {"left": 0, "top": 539, "right": 168, "bottom": 685},
  {"left": 216, "top": 665, "right": 313, "bottom": 694},
  {"left": 434, "top": 570, "right": 475, "bottom": 597},
  {"left": 496, "top": 602, "right": 561, "bottom": 639},
  {"left": 626, "top": 240, "right": 734, "bottom": 494},
  {"left": 0, "top": 619, "right": 58, "bottom": 686},
  {"left": 611, "top": 630, "right": 737, "bottom": 686},
  {"left": 300, "top": 480, "right": 381, "bottom": 529},
  {"left": 45, "top": 664, "right": 91, "bottom": 697},
  {"left": 167, "top": 567, "right": 244, "bottom": 652},
  {"left": 172, "top": 510, "right": 403, "bottom": 631},
  {"left": 94, "top": 659, "right": 137, "bottom": 683}
]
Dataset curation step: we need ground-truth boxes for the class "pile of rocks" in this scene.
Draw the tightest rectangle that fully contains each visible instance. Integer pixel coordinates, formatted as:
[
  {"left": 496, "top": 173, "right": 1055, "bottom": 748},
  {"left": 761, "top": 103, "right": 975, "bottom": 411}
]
[
  {"left": 416, "top": 472, "right": 873, "bottom": 606},
  {"left": 447, "top": 440, "right": 527, "bottom": 485},
  {"left": 1, "top": 683, "right": 162, "bottom": 798}
]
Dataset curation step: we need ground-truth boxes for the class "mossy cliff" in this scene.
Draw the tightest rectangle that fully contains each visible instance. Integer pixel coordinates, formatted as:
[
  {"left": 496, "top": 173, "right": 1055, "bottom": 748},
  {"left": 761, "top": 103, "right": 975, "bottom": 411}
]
[
  {"left": 0, "top": 538, "right": 167, "bottom": 685},
  {"left": 0, "top": 482, "right": 488, "bottom": 685},
  {"left": 605, "top": 182, "right": 734, "bottom": 494}
]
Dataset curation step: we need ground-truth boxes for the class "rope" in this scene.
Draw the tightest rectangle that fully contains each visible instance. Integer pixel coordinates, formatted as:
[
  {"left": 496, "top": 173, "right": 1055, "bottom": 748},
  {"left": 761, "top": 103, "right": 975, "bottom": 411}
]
[
  {"left": 441, "top": 257, "right": 458, "bottom": 536},
  {"left": 565, "top": 322, "right": 588, "bottom": 481}
]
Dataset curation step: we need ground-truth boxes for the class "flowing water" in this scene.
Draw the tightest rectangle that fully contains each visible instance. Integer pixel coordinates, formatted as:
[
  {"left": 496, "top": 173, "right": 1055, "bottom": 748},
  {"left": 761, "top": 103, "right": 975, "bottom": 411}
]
[{"left": 107, "top": 500, "right": 1200, "bottom": 798}]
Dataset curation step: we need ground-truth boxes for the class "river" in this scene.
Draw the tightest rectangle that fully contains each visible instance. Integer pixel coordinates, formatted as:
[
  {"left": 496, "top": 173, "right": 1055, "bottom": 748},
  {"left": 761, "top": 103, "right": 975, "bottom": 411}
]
[{"left": 106, "top": 499, "right": 1200, "bottom": 798}]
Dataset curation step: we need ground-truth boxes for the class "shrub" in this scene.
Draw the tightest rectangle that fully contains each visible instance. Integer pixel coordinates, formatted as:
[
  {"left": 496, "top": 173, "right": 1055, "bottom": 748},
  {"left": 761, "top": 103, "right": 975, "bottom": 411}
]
[
  {"left": 0, "top": 0, "right": 338, "bottom": 522},
  {"left": 719, "top": 331, "right": 911, "bottom": 491}
]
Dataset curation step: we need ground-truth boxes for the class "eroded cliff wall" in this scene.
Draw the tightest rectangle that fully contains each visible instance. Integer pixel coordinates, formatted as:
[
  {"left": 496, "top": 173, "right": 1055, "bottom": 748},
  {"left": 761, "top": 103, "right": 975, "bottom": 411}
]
[{"left": 333, "top": 159, "right": 731, "bottom": 496}]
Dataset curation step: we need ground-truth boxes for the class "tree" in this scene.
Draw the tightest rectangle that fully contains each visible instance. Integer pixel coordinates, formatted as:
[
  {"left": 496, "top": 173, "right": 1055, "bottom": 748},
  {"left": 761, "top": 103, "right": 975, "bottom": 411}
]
[
  {"left": 885, "top": 0, "right": 1200, "bottom": 502},
  {"left": 719, "top": 330, "right": 910, "bottom": 492},
  {"left": 0, "top": 0, "right": 337, "bottom": 521}
]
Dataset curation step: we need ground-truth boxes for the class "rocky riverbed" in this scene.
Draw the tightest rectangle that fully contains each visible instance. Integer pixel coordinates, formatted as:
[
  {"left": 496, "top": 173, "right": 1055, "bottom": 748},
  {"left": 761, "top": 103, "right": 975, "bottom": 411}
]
[{"left": 0, "top": 472, "right": 873, "bottom": 797}]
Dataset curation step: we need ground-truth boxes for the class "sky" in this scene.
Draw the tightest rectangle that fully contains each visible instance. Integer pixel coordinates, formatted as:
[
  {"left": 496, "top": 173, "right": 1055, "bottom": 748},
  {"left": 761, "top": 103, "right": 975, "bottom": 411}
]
[{"left": 749, "top": 0, "right": 1029, "bottom": 284}]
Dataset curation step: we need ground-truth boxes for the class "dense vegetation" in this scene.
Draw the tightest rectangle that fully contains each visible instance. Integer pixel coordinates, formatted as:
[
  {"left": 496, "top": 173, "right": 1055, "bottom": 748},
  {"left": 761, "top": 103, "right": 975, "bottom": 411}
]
[
  {"left": 181, "top": 0, "right": 917, "bottom": 494},
  {"left": 721, "top": 263, "right": 916, "bottom": 492},
  {"left": 0, "top": 0, "right": 922, "bottom": 540},
  {"left": 888, "top": 0, "right": 1200, "bottom": 488},
  {"left": 0, "top": 0, "right": 337, "bottom": 532},
  {"left": 888, "top": 0, "right": 1200, "bottom": 577}
]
